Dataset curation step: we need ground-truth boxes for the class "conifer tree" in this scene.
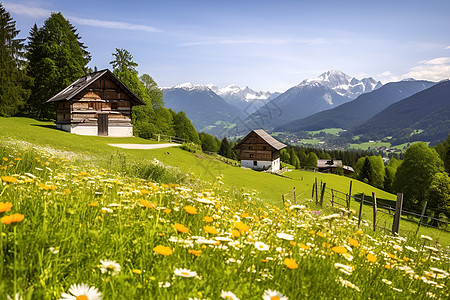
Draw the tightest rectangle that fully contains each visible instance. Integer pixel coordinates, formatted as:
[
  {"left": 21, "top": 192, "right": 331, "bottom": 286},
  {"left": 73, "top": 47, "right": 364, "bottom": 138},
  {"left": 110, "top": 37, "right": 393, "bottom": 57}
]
[
  {"left": 26, "top": 13, "right": 90, "bottom": 119},
  {"left": 0, "top": 4, "right": 30, "bottom": 116},
  {"left": 219, "top": 137, "right": 232, "bottom": 158}
]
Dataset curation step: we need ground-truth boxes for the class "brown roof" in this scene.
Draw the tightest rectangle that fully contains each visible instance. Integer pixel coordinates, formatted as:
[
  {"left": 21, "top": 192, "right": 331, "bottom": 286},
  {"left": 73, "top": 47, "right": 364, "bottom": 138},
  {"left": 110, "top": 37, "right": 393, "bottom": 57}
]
[
  {"left": 233, "top": 129, "right": 287, "bottom": 151},
  {"left": 45, "top": 69, "right": 146, "bottom": 105}
]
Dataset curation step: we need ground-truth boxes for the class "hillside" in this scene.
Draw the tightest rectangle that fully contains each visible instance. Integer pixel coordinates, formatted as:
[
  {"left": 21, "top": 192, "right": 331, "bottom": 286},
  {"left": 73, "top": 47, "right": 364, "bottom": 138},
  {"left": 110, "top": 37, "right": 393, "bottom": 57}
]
[
  {"left": 275, "top": 80, "right": 435, "bottom": 133},
  {"left": 352, "top": 80, "right": 450, "bottom": 145}
]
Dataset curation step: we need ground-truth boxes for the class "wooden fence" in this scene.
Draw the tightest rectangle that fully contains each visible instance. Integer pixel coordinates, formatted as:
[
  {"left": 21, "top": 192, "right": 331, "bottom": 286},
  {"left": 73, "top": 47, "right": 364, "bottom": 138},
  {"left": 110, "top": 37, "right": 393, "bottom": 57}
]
[
  {"left": 156, "top": 134, "right": 186, "bottom": 144},
  {"left": 282, "top": 187, "right": 297, "bottom": 205},
  {"left": 310, "top": 178, "right": 450, "bottom": 236}
]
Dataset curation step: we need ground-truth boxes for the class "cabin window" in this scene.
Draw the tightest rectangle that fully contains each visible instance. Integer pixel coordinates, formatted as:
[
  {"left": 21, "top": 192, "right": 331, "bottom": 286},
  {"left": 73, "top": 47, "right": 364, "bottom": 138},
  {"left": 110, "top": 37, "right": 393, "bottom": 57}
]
[
  {"left": 62, "top": 103, "right": 65, "bottom": 108},
  {"left": 253, "top": 161, "right": 257, "bottom": 166},
  {"left": 111, "top": 102, "right": 118, "bottom": 109},
  {"left": 63, "top": 114, "right": 66, "bottom": 120},
  {"left": 249, "top": 154, "right": 253, "bottom": 158},
  {"left": 248, "top": 146, "right": 253, "bottom": 150},
  {"left": 263, "top": 146, "right": 267, "bottom": 150}
]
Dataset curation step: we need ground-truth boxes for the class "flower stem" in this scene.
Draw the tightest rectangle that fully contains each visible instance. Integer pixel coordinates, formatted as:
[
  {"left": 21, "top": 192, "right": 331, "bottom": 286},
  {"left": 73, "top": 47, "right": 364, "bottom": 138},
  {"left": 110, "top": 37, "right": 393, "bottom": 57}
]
[{"left": 13, "top": 225, "right": 17, "bottom": 297}]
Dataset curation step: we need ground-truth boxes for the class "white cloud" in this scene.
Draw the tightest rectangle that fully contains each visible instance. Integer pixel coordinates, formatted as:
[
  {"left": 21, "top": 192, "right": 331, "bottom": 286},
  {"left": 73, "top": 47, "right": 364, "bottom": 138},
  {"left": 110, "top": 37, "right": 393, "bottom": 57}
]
[
  {"left": 179, "top": 38, "right": 326, "bottom": 47},
  {"left": 446, "top": 46, "right": 450, "bottom": 49},
  {"left": 69, "top": 17, "right": 162, "bottom": 33},
  {"left": 418, "top": 57, "right": 450, "bottom": 65},
  {"left": 4, "top": 2, "right": 162, "bottom": 33}
]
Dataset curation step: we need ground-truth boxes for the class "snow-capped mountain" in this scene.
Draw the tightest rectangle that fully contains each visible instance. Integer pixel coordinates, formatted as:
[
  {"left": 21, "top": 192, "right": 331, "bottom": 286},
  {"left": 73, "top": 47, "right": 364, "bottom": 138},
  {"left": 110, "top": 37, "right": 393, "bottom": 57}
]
[
  {"left": 244, "top": 71, "right": 383, "bottom": 131},
  {"left": 298, "top": 70, "right": 382, "bottom": 100},
  {"left": 207, "top": 84, "right": 279, "bottom": 114}
]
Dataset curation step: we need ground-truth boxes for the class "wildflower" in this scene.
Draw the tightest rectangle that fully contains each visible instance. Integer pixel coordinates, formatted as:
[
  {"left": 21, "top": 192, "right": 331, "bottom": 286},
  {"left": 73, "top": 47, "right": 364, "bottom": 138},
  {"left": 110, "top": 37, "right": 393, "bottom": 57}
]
[
  {"left": 188, "top": 249, "right": 202, "bottom": 256},
  {"left": 89, "top": 202, "right": 98, "bottom": 207},
  {"left": 38, "top": 183, "right": 56, "bottom": 190},
  {"left": 221, "top": 291, "right": 240, "bottom": 300},
  {"left": 424, "top": 246, "right": 439, "bottom": 252},
  {"left": 0, "top": 202, "right": 13, "bottom": 215},
  {"left": 231, "top": 230, "right": 241, "bottom": 238},
  {"left": 421, "top": 235, "right": 433, "bottom": 241},
  {"left": 234, "top": 222, "right": 250, "bottom": 233},
  {"left": 140, "top": 199, "right": 157, "bottom": 208},
  {"left": 173, "top": 223, "right": 189, "bottom": 233},
  {"left": 334, "top": 263, "right": 353, "bottom": 275},
  {"left": 101, "top": 207, "right": 113, "bottom": 213},
  {"left": 338, "top": 277, "right": 360, "bottom": 292},
  {"left": 132, "top": 269, "right": 142, "bottom": 274},
  {"left": 284, "top": 258, "right": 298, "bottom": 269},
  {"left": 195, "top": 197, "right": 215, "bottom": 204},
  {"left": 349, "top": 238, "right": 359, "bottom": 247},
  {"left": 320, "top": 213, "right": 340, "bottom": 220},
  {"left": 174, "top": 268, "right": 197, "bottom": 277},
  {"left": 184, "top": 206, "right": 198, "bottom": 215},
  {"left": 316, "top": 232, "right": 325, "bottom": 238},
  {"left": 367, "top": 253, "right": 377, "bottom": 263},
  {"left": 382, "top": 279, "right": 392, "bottom": 285},
  {"left": 277, "top": 233, "right": 294, "bottom": 241},
  {"left": 255, "top": 242, "right": 270, "bottom": 251},
  {"left": 99, "top": 259, "right": 121, "bottom": 275},
  {"left": 59, "top": 283, "right": 102, "bottom": 300},
  {"left": 331, "top": 246, "right": 347, "bottom": 254},
  {"left": 405, "top": 246, "right": 418, "bottom": 253},
  {"left": 1, "top": 214, "right": 24, "bottom": 225},
  {"left": 153, "top": 245, "right": 173, "bottom": 256},
  {"left": 1, "top": 176, "right": 17, "bottom": 183},
  {"left": 49, "top": 247, "right": 60, "bottom": 254},
  {"left": 203, "top": 225, "right": 219, "bottom": 234},
  {"left": 262, "top": 289, "right": 288, "bottom": 300},
  {"left": 158, "top": 282, "right": 171, "bottom": 288},
  {"left": 204, "top": 216, "right": 213, "bottom": 222},
  {"left": 300, "top": 244, "right": 311, "bottom": 250}
]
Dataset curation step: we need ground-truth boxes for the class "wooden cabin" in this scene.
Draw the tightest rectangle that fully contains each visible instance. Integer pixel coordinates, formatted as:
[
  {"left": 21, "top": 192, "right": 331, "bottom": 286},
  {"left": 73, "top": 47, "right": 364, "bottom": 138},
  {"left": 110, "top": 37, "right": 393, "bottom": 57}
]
[
  {"left": 317, "top": 159, "right": 354, "bottom": 175},
  {"left": 233, "top": 129, "right": 287, "bottom": 172},
  {"left": 46, "top": 69, "right": 145, "bottom": 137}
]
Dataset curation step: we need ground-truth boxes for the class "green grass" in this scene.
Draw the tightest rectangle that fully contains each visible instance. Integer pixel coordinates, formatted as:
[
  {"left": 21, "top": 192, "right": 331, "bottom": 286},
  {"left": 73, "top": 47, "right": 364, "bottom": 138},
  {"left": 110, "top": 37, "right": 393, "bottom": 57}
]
[
  {"left": 0, "top": 117, "right": 449, "bottom": 299},
  {"left": 348, "top": 141, "right": 391, "bottom": 150},
  {"left": 307, "top": 128, "right": 345, "bottom": 136}
]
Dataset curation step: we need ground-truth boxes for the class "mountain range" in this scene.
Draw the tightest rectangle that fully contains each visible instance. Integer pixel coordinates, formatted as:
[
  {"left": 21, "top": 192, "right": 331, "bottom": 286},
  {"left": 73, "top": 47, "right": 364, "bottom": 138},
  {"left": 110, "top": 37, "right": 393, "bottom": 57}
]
[
  {"left": 243, "top": 70, "right": 382, "bottom": 130},
  {"left": 275, "top": 80, "right": 436, "bottom": 133}
]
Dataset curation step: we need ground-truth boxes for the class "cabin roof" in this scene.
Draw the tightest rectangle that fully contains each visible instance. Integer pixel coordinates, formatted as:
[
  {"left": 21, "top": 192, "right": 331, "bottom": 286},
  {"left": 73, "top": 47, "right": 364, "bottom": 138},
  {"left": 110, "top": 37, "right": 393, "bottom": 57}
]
[
  {"left": 45, "top": 69, "right": 146, "bottom": 105},
  {"left": 233, "top": 129, "right": 287, "bottom": 151}
]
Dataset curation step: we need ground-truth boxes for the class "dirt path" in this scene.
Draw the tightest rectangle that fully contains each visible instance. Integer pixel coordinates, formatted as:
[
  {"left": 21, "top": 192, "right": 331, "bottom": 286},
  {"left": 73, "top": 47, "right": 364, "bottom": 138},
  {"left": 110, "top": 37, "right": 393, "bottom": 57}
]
[{"left": 108, "top": 143, "right": 180, "bottom": 149}]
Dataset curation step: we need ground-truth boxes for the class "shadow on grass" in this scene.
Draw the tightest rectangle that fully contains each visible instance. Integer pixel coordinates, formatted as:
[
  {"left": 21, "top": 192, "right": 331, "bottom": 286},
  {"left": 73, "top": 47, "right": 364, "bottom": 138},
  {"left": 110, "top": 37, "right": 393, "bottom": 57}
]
[{"left": 30, "top": 123, "right": 59, "bottom": 130}]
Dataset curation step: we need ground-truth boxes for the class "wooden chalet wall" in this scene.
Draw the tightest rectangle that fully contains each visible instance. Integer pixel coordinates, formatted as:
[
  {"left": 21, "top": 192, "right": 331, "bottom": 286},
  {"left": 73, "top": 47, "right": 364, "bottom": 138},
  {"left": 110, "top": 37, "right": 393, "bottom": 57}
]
[
  {"left": 55, "top": 75, "right": 133, "bottom": 127},
  {"left": 238, "top": 131, "right": 279, "bottom": 161}
]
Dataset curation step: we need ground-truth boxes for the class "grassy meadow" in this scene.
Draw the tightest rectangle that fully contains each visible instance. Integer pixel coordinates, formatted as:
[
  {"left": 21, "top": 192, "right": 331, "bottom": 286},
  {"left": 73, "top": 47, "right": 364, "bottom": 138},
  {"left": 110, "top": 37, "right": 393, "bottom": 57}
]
[{"left": 0, "top": 117, "right": 449, "bottom": 299}]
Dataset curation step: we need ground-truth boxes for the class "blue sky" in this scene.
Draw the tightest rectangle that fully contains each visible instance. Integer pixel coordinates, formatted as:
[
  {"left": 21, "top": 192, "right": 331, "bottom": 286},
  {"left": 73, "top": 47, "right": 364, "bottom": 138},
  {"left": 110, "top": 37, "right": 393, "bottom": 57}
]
[{"left": 4, "top": 0, "right": 450, "bottom": 92}]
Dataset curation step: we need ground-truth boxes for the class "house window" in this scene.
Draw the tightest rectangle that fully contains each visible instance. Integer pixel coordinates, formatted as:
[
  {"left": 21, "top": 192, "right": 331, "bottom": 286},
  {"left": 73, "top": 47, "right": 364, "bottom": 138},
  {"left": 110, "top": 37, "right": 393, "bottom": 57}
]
[
  {"left": 249, "top": 154, "right": 253, "bottom": 158},
  {"left": 253, "top": 161, "right": 257, "bottom": 166},
  {"left": 62, "top": 103, "right": 66, "bottom": 108},
  {"left": 248, "top": 146, "right": 253, "bottom": 150},
  {"left": 63, "top": 114, "right": 66, "bottom": 120},
  {"left": 263, "top": 146, "right": 267, "bottom": 150},
  {"left": 111, "top": 102, "right": 118, "bottom": 109}
]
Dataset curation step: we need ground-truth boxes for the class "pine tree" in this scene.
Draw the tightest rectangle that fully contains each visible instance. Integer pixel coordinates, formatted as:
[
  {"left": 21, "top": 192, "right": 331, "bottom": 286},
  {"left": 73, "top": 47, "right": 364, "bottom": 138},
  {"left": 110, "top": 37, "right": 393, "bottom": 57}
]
[
  {"left": 26, "top": 13, "right": 90, "bottom": 119},
  {"left": 219, "top": 137, "right": 232, "bottom": 158},
  {"left": 0, "top": 4, "right": 30, "bottom": 116},
  {"left": 359, "top": 157, "right": 375, "bottom": 185}
]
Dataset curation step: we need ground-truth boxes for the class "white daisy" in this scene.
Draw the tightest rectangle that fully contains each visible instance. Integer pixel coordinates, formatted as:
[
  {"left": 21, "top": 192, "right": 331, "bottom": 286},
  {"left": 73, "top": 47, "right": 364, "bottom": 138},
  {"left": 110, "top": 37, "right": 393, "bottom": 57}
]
[
  {"left": 255, "top": 242, "right": 270, "bottom": 251},
  {"left": 59, "top": 283, "right": 102, "bottom": 300},
  {"left": 262, "top": 289, "right": 288, "bottom": 300},
  {"left": 99, "top": 259, "right": 121, "bottom": 275},
  {"left": 221, "top": 290, "right": 240, "bottom": 300},
  {"left": 276, "top": 233, "right": 294, "bottom": 241},
  {"left": 174, "top": 268, "right": 197, "bottom": 277}
]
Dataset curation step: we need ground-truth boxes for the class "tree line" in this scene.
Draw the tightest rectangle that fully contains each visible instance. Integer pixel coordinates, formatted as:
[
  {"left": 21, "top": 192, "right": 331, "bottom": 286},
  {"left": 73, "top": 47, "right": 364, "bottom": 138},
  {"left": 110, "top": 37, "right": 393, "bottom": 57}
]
[{"left": 0, "top": 6, "right": 200, "bottom": 143}]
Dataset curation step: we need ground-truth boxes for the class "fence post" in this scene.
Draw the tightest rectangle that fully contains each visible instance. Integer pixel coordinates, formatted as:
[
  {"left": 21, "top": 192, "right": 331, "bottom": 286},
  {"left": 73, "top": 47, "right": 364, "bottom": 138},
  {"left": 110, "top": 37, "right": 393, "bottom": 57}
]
[
  {"left": 392, "top": 193, "right": 403, "bottom": 235},
  {"left": 157, "top": 134, "right": 161, "bottom": 142},
  {"left": 282, "top": 194, "right": 285, "bottom": 205},
  {"left": 416, "top": 201, "right": 428, "bottom": 235},
  {"left": 320, "top": 183, "right": 326, "bottom": 206},
  {"left": 293, "top": 187, "right": 297, "bottom": 204},
  {"left": 312, "top": 183, "right": 315, "bottom": 199},
  {"left": 315, "top": 178, "right": 318, "bottom": 204},
  {"left": 331, "top": 189, "right": 334, "bottom": 207},
  {"left": 372, "top": 192, "right": 377, "bottom": 231},
  {"left": 347, "top": 181, "right": 352, "bottom": 211},
  {"left": 358, "top": 193, "right": 364, "bottom": 226}
]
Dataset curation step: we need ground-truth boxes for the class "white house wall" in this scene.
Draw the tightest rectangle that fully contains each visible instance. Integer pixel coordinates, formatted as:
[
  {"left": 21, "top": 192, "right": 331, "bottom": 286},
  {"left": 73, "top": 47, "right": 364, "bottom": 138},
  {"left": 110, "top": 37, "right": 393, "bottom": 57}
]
[{"left": 56, "top": 123, "right": 133, "bottom": 137}]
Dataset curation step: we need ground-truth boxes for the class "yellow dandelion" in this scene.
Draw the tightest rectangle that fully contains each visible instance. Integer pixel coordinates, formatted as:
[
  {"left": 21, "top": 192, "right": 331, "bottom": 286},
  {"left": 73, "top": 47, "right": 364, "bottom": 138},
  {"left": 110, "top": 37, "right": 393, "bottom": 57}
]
[
  {"left": 163, "top": 208, "right": 171, "bottom": 214},
  {"left": 203, "top": 216, "right": 214, "bottom": 222},
  {"left": 188, "top": 249, "right": 202, "bottom": 256},
  {"left": 284, "top": 258, "right": 299, "bottom": 269},
  {"left": 1, "top": 176, "right": 17, "bottom": 183},
  {"left": 234, "top": 221, "right": 250, "bottom": 232},
  {"left": 140, "top": 199, "right": 157, "bottom": 208},
  {"left": 349, "top": 238, "right": 359, "bottom": 247},
  {"left": 132, "top": 269, "right": 143, "bottom": 274},
  {"left": 203, "top": 225, "right": 218, "bottom": 234},
  {"left": 184, "top": 206, "right": 198, "bottom": 215},
  {"left": 300, "top": 244, "right": 311, "bottom": 250},
  {"left": 153, "top": 245, "right": 173, "bottom": 256},
  {"left": 173, "top": 223, "right": 189, "bottom": 233},
  {"left": 0, "top": 202, "right": 13, "bottom": 215},
  {"left": 231, "top": 229, "right": 241, "bottom": 238},
  {"left": 316, "top": 232, "right": 325, "bottom": 237},
  {"left": 332, "top": 246, "right": 347, "bottom": 254},
  {"left": 367, "top": 253, "right": 377, "bottom": 263},
  {"left": 1, "top": 213, "right": 24, "bottom": 225},
  {"left": 89, "top": 202, "right": 98, "bottom": 207},
  {"left": 356, "top": 229, "right": 364, "bottom": 235}
]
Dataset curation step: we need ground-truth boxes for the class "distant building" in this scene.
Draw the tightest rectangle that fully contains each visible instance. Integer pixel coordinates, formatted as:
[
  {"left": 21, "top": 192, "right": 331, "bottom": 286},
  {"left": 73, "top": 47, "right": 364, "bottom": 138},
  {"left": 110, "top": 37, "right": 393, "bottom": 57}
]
[
  {"left": 317, "top": 159, "right": 354, "bottom": 175},
  {"left": 46, "top": 69, "right": 146, "bottom": 137},
  {"left": 233, "top": 129, "right": 287, "bottom": 172}
]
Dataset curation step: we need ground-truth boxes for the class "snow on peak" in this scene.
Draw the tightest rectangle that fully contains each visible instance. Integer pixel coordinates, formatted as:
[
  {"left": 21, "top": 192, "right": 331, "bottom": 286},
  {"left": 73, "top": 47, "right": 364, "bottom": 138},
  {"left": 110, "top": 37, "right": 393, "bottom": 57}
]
[
  {"left": 172, "top": 82, "right": 211, "bottom": 92},
  {"left": 297, "top": 70, "right": 382, "bottom": 99}
]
